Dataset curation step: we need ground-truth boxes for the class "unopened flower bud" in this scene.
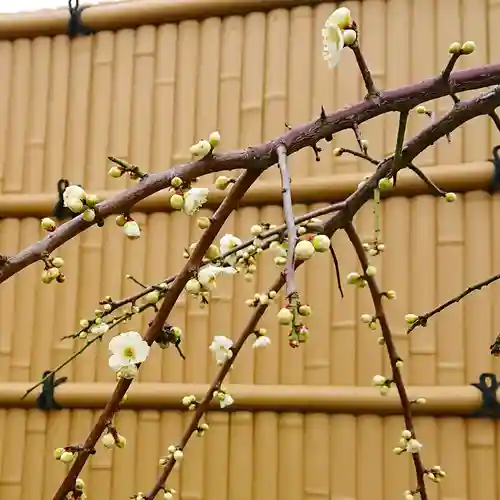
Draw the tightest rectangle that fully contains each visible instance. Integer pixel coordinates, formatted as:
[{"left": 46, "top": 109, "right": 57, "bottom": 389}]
[
  {"left": 405, "top": 313, "right": 418, "bottom": 325},
  {"left": 190, "top": 139, "right": 211, "bottom": 157},
  {"left": 298, "top": 304, "right": 312, "bottom": 316},
  {"left": 360, "top": 314, "right": 373, "bottom": 324},
  {"left": 60, "top": 451, "right": 74, "bottom": 463},
  {"left": 170, "top": 194, "right": 185, "bottom": 210},
  {"left": 277, "top": 307, "right": 293, "bottom": 325},
  {"left": 41, "top": 217, "right": 56, "bottom": 232},
  {"left": 415, "top": 105, "right": 427, "bottom": 114},
  {"left": 173, "top": 449, "right": 184, "bottom": 460},
  {"left": 67, "top": 197, "right": 84, "bottom": 214},
  {"left": 461, "top": 40, "right": 476, "bottom": 54},
  {"left": 108, "top": 166, "right": 123, "bottom": 178},
  {"left": 343, "top": 28, "right": 357, "bottom": 46},
  {"left": 197, "top": 217, "right": 210, "bottom": 229},
  {"left": 294, "top": 240, "right": 315, "bottom": 260},
  {"left": 52, "top": 257, "right": 65, "bottom": 268},
  {"left": 444, "top": 192, "right": 457, "bottom": 202},
  {"left": 171, "top": 176, "right": 183, "bottom": 188},
  {"left": 145, "top": 290, "right": 160, "bottom": 304},
  {"left": 101, "top": 433, "right": 116, "bottom": 448},
  {"left": 333, "top": 148, "right": 343, "bottom": 157},
  {"left": 208, "top": 131, "right": 221, "bottom": 146},
  {"left": 186, "top": 279, "right": 201, "bottom": 294},
  {"left": 378, "top": 178, "right": 393, "bottom": 191},
  {"left": 250, "top": 224, "right": 263, "bottom": 236},
  {"left": 82, "top": 208, "right": 96, "bottom": 222},
  {"left": 124, "top": 220, "right": 141, "bottom": 240},
  {"left": 215, "top": 176, "right": 230, "bottom": 190},
  {"left": 346, "top": 272, "right": 361, "bottom": 284},
  {"left": 448, "top": 41, "right": 462, "bottom": 54},
  {"left": 205, "top": 244, "right": 220, "bottom": 260},
  {"left": 312, "top": 234, "right": 330, "bottom": 252},
  {"left": 365, "top": 265, "right": 377, "bottom": 277}
]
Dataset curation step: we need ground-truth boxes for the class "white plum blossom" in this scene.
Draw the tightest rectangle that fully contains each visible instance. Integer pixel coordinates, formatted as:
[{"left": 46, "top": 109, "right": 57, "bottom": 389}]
[
  {"left": 63, "top": 185, "right": 86, "bottom": 207},
  {"left": 253, "top": 336, "right": 271, "bottom": 349},
  {"left": 184, "top": 188, "right": 209, "bottom": 216},
  {"left": 123, "top": 220, "right": 141, "bottom": 239},
  {"left": 198, "top": 265, "right": 237, "bottom": 291},
  {"left": 322, "top": 7, "right": 352, "bottom": 69},
  {"left": 219, "top": 234, "right": 242, "bottom": 265},
  {"left": 219, "top": 392, "right": 234, "bottom": 408},
  {"left": 90, "top": 322, "right": 109, "bottom": 335},
  {"left": 108, "top": 331, "right": 150, "bottom": 372},
  {"left": 406, "top": 438, "right": 423, "bottom": 454},
  {"left": 209, "top": 335, "right": 233, "bottom": 364}
]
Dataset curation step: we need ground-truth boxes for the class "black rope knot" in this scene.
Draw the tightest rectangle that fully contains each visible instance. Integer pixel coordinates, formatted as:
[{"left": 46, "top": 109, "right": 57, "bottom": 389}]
[
  {"left": 36, "top": 371, "right": 68, "bottom": 411},
  {"left": 68, "top": 0, "right": 94, "bottom": 38}
]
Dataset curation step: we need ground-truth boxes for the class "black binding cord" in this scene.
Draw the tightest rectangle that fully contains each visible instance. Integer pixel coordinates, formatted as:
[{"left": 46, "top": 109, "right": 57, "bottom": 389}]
[
  {"left": 488, "top": 145, "right": 500, "bottom": 192},
  {"left": 470, "top": 372, "right": 500, "bottom": 419},
  {"left": 68, "top": 0, "right": 94, "bottom": 38},
  {"left": 36, "top": 371, "right": 68, "bottom": 411}
]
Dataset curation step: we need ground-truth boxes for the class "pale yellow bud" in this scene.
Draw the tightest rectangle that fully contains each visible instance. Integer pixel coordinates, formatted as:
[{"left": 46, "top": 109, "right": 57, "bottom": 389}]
[
  {"left": 215, "top": 176, "right": 230, "bottom": 190},
  {"left": 171, "top": 176, "right": 183, "bottom": 188},
  {"left": 197, "top": 217, "right": 210, "bottom": 229},
  {"left": 145, "top": 290, "right": 160, "bottom": 304},
  {"left": 41, "top": 217, "right": 56, "bottom": 232},
  {"left": 277, "top": 308, "right": 293, "bottom": 325},
  {"left": 170, "top": 194, "right": 185, "bottom": 210},
  {"left": 448, "top": 42, "right": 462, "bottom": 54},
  {"left": 378, "top": 178, "right": 393, "bottom": 191},
  {"left": 208, "top": 130, "right": 221, "bottom": 146},
  {"left": 444, "top": 192, "right": 457, "bottom": 202},
  {"left": 415, "top": 105, "right": 427, "bottom": 114},
  {"left": 343, "top": 29, "right": 357, "bottom": 46},
  {"left": 52, "top": 257, "right": 65, "bottom": 268},
  {"left": 108, "top": 166, "right": 123, "bottom": 178},
  {"left": 461, "top": 40, "right": 476, "bottom": 54}
]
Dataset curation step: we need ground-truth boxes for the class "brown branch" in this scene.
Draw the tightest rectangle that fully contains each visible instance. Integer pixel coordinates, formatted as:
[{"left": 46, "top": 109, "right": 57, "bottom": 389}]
[
  {"left": 144, "top": 271, "right": 289, "bottom": 499},
  {"left": 406, "top": 163, "right": 447, "bottom": 196},
  {"left": 344, "top": 222, "right": 428, "bottom": 500},
  {"left": 277, "top": 144, "right": 297, "bottom": 299},
  {"left": 53, "top": 169, "right": 261, "bottom": 500},
  {"left": 328, "top": 243, "right": 344, "bottom": 298},
  {"left": 489, "top": 111, "right": 500, "bottom": 132},
  {"left": 324, "top": 86, "right": 500, "bottom": 235},
  {"left": 407, "top": 272, "right": 500, "bottom": 334},
  {"left": 1, "top": 65, "right": 500, "bottom": 285},
  {"left": 349, "top": 40, "right": 380, "bottom": 99}
]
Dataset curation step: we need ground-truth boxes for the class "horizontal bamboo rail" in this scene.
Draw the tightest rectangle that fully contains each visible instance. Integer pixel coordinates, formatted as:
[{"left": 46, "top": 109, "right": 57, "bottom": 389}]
[
  {"left": 0, "top": 161, "right": 494, "bottom": 218},
  {"left": 0, "top": 382, "right": 492, "bottom": 416},
  {"left": 1, "top": 0, "right": 331, "bottom": 40}
]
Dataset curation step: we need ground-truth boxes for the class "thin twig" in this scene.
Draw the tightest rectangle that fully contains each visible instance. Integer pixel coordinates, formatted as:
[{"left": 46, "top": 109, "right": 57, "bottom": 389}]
[
  {"left": 406, "top": 163, "right": 447, "bottom": 196},
  {"left": 277, "top": 144, "right": 298, "bottom": 300},
  {"left": 489, "top": 111, "right": 500, "bottom": 132},
  {"left": 391, "top": 111, "right": 409, "bottom": 186},
  {"left": 441, "top": 53, "right": 461, "bottom": 81},
  {"left": 349, "top": 41, "right": 380, "bottom": 99},
  {"left": 345, "top": 221, "right": 428, "bottom": 500},
  {"left": 328, "top": 244, "right": 344, "bottom": 298},
  {"left": 336, "top": 147, "right": 379, "bottom": 166},
  {"left": 407, "top": 272, "right": 500, "bottom": 334}
]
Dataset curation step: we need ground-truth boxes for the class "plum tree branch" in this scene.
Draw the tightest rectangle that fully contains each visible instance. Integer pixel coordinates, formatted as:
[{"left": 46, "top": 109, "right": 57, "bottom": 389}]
[
  {"left": 1, "top": 65, "right": 500, "bottom": 284},
  {"left": 344, "top": 221, "right": 428, "bottom": 500},
  {"left": 53, "top": 169, "right": 262, "bottom": 500}
]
